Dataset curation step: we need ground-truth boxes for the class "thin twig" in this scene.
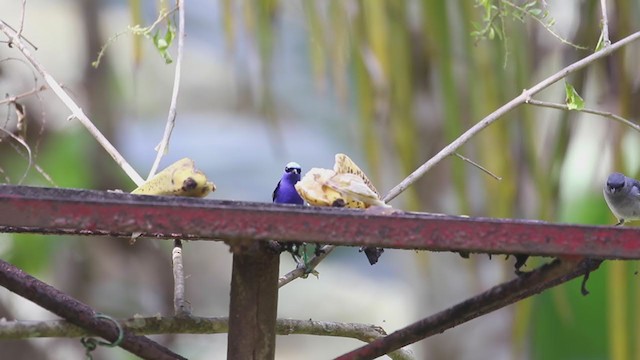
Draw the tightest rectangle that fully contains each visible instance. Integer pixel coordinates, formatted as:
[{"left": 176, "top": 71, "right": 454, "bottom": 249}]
[
  {"left": 148, "top": 0, "right": 185, "bottom": 178},
  {"left": 92, "top": 6, "right": 178, "bottom": 69},
  {"left": 2, "top": 138, "right": 55, "bottom": 185},
  {"left": 0, "top": 20, "right": 145, "bottom": 186},
  {"left": 134, "top": 6, "right": 179, "bottom": 35},
  {"left": 172, "top": 239, "right": 190, "bottom": 316},
  {"left": 336, "top": 258, "right": 602, "bottom": 360},
  {"left": 1, "top": 20, "right": 36, "bottom": 50},
  {"left": 502, "top": 0, "right": 588, "bottom": 50},
  {"left": 0, "top": 126, "right": 32, "bottom": 184},
  {"left": 17, "top": 0, "right": 27, "bottom": 40},
  {"left": 599, "top": 0, "right": 611, "bottom": 47},
  {"left": 91, "top": 30, "right": 129, "bottom": 69},
  {"left": 0, "top": 85, "right": 48, "bottom": 105},
  {"left": 278, "top": 245, "right": 335, "bottom": 287},
  {"left": 2, "top": 134, "right": 56, "bottom": 186},
  {"left": 526, "top": 98, "right": 640, "bottom": 132},
  {"left": 0, "top": 316, "right": 414, "bottom": 360},
  {"left": 383, "top": 30, "right": 640, "bottom": 203},
  {"left": 453, "top": 153, "right": 502, "bottom": 180}
]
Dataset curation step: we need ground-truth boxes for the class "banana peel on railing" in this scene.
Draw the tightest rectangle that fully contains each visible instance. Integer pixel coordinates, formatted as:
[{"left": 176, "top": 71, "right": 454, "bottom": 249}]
[
  {"left": 295, "top": 153, "right": 392, "bottom": 264},
  {"left": 130, "top": 158, "right": 215, "bottom": 243},
  {"left": 132, "top": 158, "right": 216, "bottom": 197}
]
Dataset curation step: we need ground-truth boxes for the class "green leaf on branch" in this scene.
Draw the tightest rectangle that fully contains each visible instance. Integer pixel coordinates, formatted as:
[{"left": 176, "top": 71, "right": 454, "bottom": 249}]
[
  {"left": 595, "top": 30, "right": 606, "bottom": 52},
  {"left": 565, "top": 82, "right": 584, "bottom": 110},
  {"left": 152, "top": 22, "right": 175, "bottom": 64}
]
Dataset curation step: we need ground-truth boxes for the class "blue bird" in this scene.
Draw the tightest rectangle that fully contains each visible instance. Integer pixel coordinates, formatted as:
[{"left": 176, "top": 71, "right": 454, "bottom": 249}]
[
  {"left": 273, "top": 162, "right": 306, "bottom": 261},
  {"left": 273, "top": 162, "right": 304, "bottom": 205}
]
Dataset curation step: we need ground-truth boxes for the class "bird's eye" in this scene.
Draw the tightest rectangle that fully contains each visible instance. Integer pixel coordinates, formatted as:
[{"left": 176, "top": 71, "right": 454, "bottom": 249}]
[{"left": 286, "top": 167, "right": 301, "bottom": 174}]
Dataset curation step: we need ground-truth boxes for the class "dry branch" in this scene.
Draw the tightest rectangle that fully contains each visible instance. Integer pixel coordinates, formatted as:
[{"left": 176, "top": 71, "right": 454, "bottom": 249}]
[
  {"left": 0, "top": 259, "right": 185, "bottom": 360},
  {"left": 0, "top": 316, "right": 413, "bottom": 360},
  {"left": 172, "top": 239, "right": 190, "bottom": 316},
  {"left": 526, "top": 98, "right": 640, "bottom": 132},
  {"left": 0, "top": 20, "right": 144, "bottom": 186},
  {"left": 148, "top": 0, "right": 185, "bottom": 178},
  {"left": 383, "top": 30, "right": 640, "bottom": 203}
]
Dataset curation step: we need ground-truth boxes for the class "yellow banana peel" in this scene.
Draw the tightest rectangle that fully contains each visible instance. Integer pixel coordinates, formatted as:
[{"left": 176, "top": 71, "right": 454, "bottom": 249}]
[
  {"left": 132, "top": 158, "right": 215, "bottom": 198},
  {"left": 295, "top": 154, "right": 389, "bottom": 208}
]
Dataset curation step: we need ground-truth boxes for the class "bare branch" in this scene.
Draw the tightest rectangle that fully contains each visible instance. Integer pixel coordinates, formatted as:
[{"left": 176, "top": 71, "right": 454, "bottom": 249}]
[
  {"left": 599, "top": 0, "right": 611, "bottom": 47},
  {"left": 502, "top": 0, "right": 588, "bottom": 50},
  {"left": 131, "top": 6, "right": 179, "bottom": 36},
  {"left": 383, "top": 30, "right": 640, "bottom": 203},
  {"left": 92, "top": 7, "right": 178, "bottom": 69},
  {"left": 278, "top": 245, "right": 335, "bottom": 287},
  {"left": 172, "top": 239, "right": 190, "bottom": 316},
  {"left": 0, "top": 316, "right": 414, "bottom": 360},
  {"left": 0, "top": 126, "right": 32, "bottom": 184},
  {"left": 0, "top": 20, "right": 36, "bottom": 50},
  {"left": 0, "top": 20, "right": 145, "bottom": 186},
  {"left": 17, "top": 0, "right": 27, "bottom": 40},
  {"left": 0, "top": 259, "right": 185, "bottom": 359},
  {"left": 525, "top": 98, "right": 640, "bottom": 132},
  {"left": 453, "top": 153, "right": 502, "bottom": 181},
  {"left": 2, "top": 137, "right": 56, "bottom": 186},
  {"left": 148, "top": 0, "right": 185, "bottom": 178},
  {"left": 0, "top": 85, "right": 47, "bottom": 105}
]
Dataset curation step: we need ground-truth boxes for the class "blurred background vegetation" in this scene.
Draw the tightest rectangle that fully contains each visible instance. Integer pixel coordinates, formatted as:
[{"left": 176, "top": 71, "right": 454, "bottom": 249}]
[{"left": 1, "top": 0, "right": 640, "bottom": 359}]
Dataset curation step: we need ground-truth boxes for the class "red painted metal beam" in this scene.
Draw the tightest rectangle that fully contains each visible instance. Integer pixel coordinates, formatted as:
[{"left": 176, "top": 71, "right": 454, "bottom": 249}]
[{"left": 0, "top": 185, "right": 638, "bottom": 259}]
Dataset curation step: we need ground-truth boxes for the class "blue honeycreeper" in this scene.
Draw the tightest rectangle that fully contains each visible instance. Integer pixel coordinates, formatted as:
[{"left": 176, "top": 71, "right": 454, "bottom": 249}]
[
  {"left": 273, "top": 162, "right": 304, "bottom": 205},
  {"left": 273, "top": 162, "right": 306, "bottom": 259}
]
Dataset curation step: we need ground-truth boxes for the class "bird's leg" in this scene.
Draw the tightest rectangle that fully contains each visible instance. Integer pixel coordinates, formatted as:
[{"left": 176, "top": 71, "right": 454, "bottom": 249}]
[
  {"left": 314, "top": 243, "right": 325, "bottom": 256},
  {"left": 301, "top": 243, "right": 309, "bottom": 267},
  {"left": 290, "top": 250, "right": 302, "bottom": 265},
  {"left": 299, "top": 244, "right": 318, "bottom": 276},
  {"left": 616, "top": 219, "right": 625, "bottom": 226}
]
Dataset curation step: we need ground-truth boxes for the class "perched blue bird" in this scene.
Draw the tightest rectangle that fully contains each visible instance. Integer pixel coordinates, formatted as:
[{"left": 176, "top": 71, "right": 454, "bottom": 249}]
[
  {"left": 273, "top": 162, "right": 304, "bottom": 205},
  {"left": 273, "top": 162, "right": 306, "bottom": 261}
]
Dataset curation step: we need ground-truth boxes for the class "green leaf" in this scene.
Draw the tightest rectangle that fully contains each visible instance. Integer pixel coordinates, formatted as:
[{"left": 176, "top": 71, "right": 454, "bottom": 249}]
[
  {"left": 595, "top": 31, "right": 605, "bottom": 52},
  {"left": 529, "top": 8, "right": 542, "bottom": 17},
  {"left": 565, "top": 82, "right": 585, "bottom": 110},
  {"left": 151, "top": 25, "right": 175, "bottom": 64},
  {"left": 164, "top": 23, "right": 175, "bottom": 46}
]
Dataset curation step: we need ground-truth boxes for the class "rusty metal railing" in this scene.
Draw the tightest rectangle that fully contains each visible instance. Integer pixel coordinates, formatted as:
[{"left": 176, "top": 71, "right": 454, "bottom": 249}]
[{"left": 0, "top": 185, "right": 634, "bottom": 359}]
